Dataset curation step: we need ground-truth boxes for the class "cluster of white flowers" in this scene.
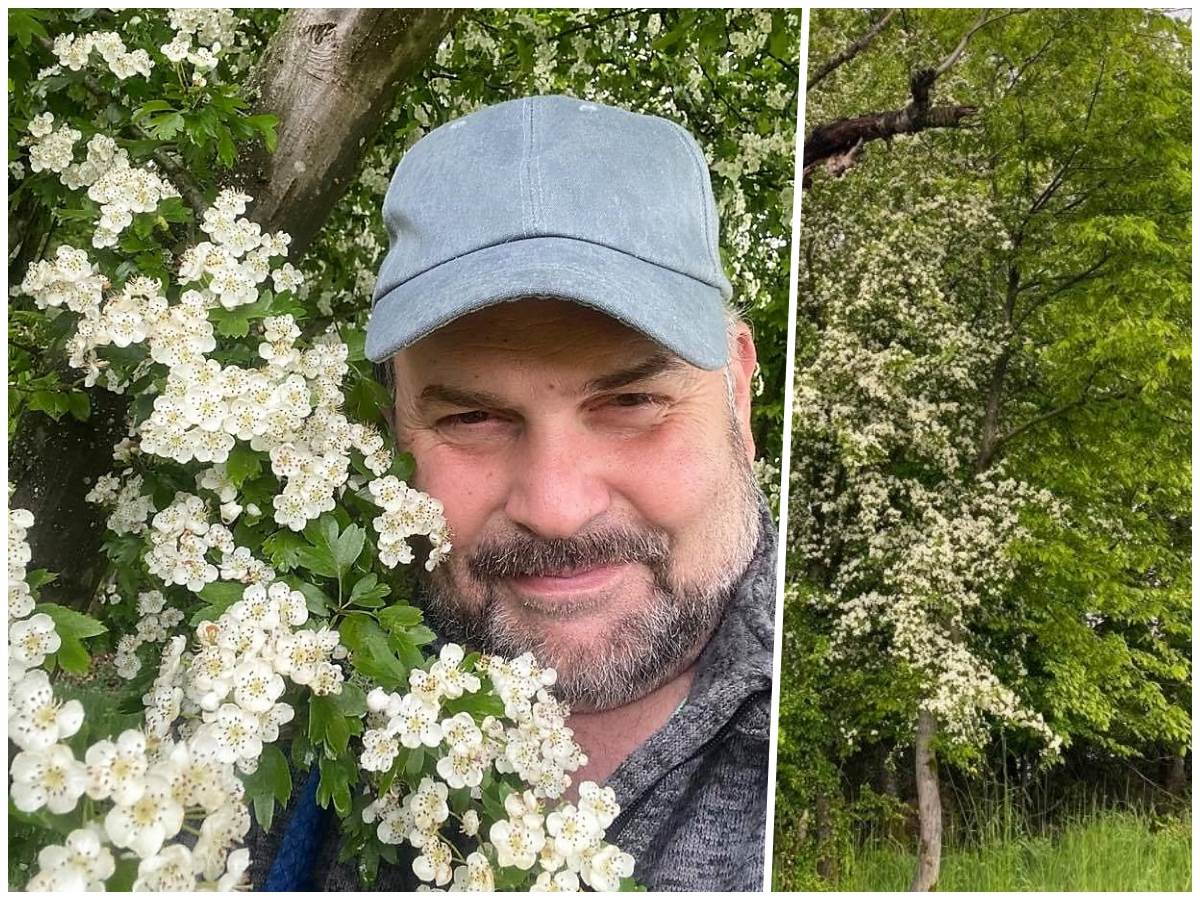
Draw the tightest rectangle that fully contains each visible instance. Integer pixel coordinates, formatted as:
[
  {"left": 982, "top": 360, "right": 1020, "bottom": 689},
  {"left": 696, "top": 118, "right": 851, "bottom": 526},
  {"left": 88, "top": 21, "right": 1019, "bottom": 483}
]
[
  {"left": 360, "top": 647, "right": 633, "bottom": 891},
  {"left": 186, "top": 580, "right": 346, "bottom": 769},
  {"left": 86, "top": 471, "right": 156, "bottom": 535},
  {"left": 10, "top": 507, "right": 37, "bottom": 623},
  {"left": 12, "top": 17, "right": 644, "bottom": 890},
  {"left": 9, "top": 507, "right": 62, "bottom": 686},
  {"left": 145, "top": 492, "right": 228, "bottom": 592},
  {"left": 7, "top": 505, "right": 254, "bottom": 890},
  {"left": 368, "top": 476, "right": 453, "bottom": 570},
  {"left": 26, "top": 112, "right": 79, "bottom": 174},
  {"left": 161, "top": 8, "right": 238, "bottom": 82},
  {"left": 19, "top": 187, "right": 427, "bottom": 540},
  {"left": 22, "top": 114, "right": 180, "bottom": 249},
  {"left": 53, "top": 30, "right": 153, "bottom": 80},
  {"left": 112, "top": 590, "right": 186, "bottom": 678}
]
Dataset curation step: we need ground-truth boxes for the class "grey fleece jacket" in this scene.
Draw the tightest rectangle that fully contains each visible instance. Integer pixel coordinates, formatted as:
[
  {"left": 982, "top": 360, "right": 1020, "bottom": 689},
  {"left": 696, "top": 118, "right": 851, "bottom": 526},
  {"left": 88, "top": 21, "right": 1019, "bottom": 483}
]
[{"left": 247, "top": 502, "right": 776, "bottom": 892}]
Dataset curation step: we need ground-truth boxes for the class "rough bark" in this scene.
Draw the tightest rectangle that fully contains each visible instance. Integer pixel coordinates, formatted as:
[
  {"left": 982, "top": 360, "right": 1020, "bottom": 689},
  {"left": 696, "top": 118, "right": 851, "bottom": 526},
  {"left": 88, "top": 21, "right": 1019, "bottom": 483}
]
[
  {"left": 910, "top": 708, "right": 942, "bottom": 891},
  {"left": 232, "top": 8, "right": 462, "bottom": 255},
  {"left": 11, "top": 9, "right": 458, "bottom": 606}
]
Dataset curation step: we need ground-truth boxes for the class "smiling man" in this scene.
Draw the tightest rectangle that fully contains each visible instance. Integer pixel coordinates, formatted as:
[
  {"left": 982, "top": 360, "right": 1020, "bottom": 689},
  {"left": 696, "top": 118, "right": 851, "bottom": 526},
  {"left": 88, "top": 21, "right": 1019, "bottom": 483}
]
[{"left": 253, "top": 95, "right": 777, "bottom": 892}]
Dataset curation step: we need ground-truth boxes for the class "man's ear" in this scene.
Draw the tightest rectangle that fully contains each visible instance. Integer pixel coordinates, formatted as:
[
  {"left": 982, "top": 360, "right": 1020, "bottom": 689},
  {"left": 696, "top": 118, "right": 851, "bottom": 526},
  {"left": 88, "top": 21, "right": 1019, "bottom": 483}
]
[{"left": 729, "top": 320, "right": 758, "bottom": 462}]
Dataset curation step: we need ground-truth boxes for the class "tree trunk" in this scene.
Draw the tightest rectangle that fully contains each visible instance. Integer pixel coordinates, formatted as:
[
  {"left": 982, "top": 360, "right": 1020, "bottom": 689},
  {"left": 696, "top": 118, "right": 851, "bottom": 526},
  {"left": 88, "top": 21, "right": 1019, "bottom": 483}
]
[
  {"left": 11, "top": 9, "right": 458, "bottom": 607},
  {"left": 815, "top": 789, "right": 838, "bottom": 882},
  {"left": 910, "top": 709, "right": 942, "bottom": 892},
  {"left": 1164, "top": 748, "right": 1187, "bottom": 799},
  {"left": 232, "top": 7, "right": 462, "bottom": 253}
]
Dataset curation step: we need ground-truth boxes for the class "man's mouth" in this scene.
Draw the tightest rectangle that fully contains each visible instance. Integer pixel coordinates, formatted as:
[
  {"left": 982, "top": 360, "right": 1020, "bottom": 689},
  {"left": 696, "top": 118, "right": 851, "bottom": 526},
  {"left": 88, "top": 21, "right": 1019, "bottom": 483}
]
[{"left": 506, "top": 563, "right": 627, "bottom": 598}]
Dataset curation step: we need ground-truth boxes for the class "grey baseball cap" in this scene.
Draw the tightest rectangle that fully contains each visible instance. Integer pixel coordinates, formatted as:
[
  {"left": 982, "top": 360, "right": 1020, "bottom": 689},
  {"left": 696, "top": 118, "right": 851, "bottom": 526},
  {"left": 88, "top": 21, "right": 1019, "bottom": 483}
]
[{"left": 365, "top": 94, "right": 733, "bottom": 370}]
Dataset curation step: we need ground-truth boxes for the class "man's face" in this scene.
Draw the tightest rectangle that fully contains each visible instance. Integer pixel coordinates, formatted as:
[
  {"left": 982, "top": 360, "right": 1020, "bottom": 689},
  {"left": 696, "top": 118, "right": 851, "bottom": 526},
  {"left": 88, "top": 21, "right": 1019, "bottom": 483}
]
[{"left": 389, "top": 298, "right": 762, "bottom": 712}]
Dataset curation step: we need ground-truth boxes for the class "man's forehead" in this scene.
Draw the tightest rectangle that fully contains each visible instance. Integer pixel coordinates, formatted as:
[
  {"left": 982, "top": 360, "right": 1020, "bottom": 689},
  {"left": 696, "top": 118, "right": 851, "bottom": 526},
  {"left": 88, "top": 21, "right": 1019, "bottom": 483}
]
[{"left": 393, "top": 298, "right": 696, "bottom": 383}]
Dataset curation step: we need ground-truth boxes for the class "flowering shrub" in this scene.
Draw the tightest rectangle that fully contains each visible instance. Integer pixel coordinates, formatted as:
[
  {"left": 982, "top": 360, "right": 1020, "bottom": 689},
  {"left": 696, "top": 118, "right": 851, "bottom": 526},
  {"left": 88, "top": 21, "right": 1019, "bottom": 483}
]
[{"left": 8, "top": 9, "right": 642, "bottom": 891}]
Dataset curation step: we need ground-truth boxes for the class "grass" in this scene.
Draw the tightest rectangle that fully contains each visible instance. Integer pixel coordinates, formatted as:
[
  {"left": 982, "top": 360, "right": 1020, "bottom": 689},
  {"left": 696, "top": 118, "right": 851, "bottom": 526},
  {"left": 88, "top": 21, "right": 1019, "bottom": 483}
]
[{"left": 833, "top": 806, "right": 1191, "bottom": 891}]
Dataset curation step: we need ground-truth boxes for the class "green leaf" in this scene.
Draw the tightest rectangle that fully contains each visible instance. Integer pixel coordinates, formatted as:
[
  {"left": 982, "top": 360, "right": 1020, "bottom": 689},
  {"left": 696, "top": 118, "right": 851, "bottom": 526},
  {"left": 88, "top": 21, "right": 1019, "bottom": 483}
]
[
  {"left": 407, "top": 624, "right": 436, "bottom": 647},
  {"left": 9, "top": 9, "right": 49, "bottom": 47},
  {"left": 379, "top": 604, "right": 422, "bottom": 632},
  {"left": 286, "top": 578, "right": 333, "bottom": 617},
  {"left": 132, "top": 100, "right": 175, "bottom": 121},
  {"left": 309, "top": 695, "right": 351, "bottom": 756},
  {"left": 66, "top": 391, "right": 90, "bottom": 421},
  {"left": 188, "top": 581, "right": 245, "bottom": 625},
  {"left": 216, "top": 125, "right": 236, "bottom": 168},
  {"left": 339, "top": 614, "right": 409, "bottom": 689},
  {"left": 28, "top": 389, "right": 69, "bottom": 420},
  {"left": 243, "top": 113, "right": 279, "bottom": 153},
  {"left": 225, "top": 445, "right": 263, "bottom": 488},
  {"left": 349, "top": 573, "right": 390, "bottom": 608},
  {"left": 25, "top": 569, "right": 57, "bottom": 592},
  {"left": 330, "top": 682, "right": 367, "bottom": 718},
  {"left": 333, "top": 524, "right": 366, "bottom": 576},
  {"left": 243, "top": 744, "right": 292, "bottom": 832},
  {"left": 294, "top": 545, "right": 339, "bottom": 579},
  {"left": 35, "top": 603, "right": 106, "bottom": 675},
  {"left": 264, "top": 530, "right": 307, "bottom": 572},
  {"left": 442, "top": 690, "right": 505, "bottom": 719},
  {"left": 404, "top": 747, "right": 425, "bottom": 779},
  {"left": 317, "top": 755, "right": 354, "bottom": 816}
]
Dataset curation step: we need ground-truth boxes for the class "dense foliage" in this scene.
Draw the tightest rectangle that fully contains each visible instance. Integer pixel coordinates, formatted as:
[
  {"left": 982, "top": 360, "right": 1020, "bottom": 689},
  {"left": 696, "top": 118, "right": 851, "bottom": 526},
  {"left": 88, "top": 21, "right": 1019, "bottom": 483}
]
[
  {"left": 777, "top": 7, "right": 1190, "bottom": 889},
  {"left": 6, "top": 8, "right": 799, "bottom": 892}
]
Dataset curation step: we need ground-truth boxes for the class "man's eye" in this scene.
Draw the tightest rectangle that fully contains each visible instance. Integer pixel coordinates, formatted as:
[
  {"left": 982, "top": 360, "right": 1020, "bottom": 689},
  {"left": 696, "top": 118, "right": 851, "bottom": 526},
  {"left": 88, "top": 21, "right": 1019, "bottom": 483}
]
[
  {"left": 441, "top": 410, "right": 492, "bottom": 426},
  {"left": 610, "top": 393, "right": 656, "bottom": 408}
]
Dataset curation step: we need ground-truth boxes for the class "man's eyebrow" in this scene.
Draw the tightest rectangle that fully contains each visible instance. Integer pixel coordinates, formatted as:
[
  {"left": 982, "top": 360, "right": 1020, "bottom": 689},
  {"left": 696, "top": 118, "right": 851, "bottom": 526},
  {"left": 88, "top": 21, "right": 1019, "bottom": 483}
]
[
  {"left": 417, "top": 384, "right": 511, "bottom": 410},
  {"left": 584, "top": 351, "right": 688, "bottom": 393}
]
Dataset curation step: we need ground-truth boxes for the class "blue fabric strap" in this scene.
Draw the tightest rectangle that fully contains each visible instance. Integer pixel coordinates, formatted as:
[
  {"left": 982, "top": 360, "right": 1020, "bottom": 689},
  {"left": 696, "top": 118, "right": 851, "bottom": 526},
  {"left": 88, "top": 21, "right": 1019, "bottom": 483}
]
[{"left": 264, "top": 767, "right": 329, "bottom": 891}]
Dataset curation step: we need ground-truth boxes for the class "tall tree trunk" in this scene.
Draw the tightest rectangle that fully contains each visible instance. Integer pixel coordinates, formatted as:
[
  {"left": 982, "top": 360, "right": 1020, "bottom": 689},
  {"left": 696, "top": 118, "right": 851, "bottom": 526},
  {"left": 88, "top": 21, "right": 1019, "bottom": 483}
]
[
  {"left": 815, "top": 789, "right": 838, "bottom": 882},
  {"left": 232, "top": 8, "right": 462, "bottom": 251},
  {"left": 11, "top": 9, "right": 458, "bottom": 607},
  {"left": 910, "top": 708, "right": 942, "bottom": 892}
]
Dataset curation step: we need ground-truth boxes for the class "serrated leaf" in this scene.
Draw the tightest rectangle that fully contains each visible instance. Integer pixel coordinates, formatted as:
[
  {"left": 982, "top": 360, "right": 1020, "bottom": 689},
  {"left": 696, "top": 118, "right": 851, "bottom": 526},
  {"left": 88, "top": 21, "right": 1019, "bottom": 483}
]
[
  {"left": 340, "top": 614, "right": 409, "bottom": 689},
  {"left": 379, "top": 604, "right": 422, "bottom": 632},
  {"left": 330, "top": 682, "right": 367, "bottom": 718},
  {"left": 225, "top": 445, "right": 262, "bottom": 488},
  {"left": 407, "top": 624, "right": 436, "bottom": 647},
  {"left": 67, "top": 391, "right": 90, "bottom": 421},
  {"left": 317, "top": 755, "right": 354, "bottom": 816},
  {"left": 264, "top": 530, "right": 306, "bottom": 572},
  {"left": 294, "top": 545, "right": 338, "bottom": 579},
  {"left": 309, "top": 695, "right": 351, "bottom": 756},
  {"left": 349, "top": 573, "right": 389, "bottom": 608},
  {"left": 36, "top": 603, "right": 106, "bottom": 675}
]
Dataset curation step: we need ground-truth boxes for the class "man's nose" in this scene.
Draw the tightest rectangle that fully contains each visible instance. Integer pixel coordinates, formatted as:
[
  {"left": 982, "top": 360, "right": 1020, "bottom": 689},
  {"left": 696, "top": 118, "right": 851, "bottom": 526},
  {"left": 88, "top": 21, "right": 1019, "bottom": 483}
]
[{"left": 503, "top": 423, "right": 610, "bottom": 539}]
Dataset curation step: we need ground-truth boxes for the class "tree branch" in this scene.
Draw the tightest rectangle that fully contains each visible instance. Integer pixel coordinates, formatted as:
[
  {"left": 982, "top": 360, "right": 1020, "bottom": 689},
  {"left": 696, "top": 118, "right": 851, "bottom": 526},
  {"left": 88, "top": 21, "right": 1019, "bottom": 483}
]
[
  {"left": 994, "top": 378, "right": 1142, "bottom": 452},
  {"left": 803, "top": 9, "right": 1027, "bottom": 186},
  {"left": 807, "top": 9, "right": 896, "bottom": 90}
]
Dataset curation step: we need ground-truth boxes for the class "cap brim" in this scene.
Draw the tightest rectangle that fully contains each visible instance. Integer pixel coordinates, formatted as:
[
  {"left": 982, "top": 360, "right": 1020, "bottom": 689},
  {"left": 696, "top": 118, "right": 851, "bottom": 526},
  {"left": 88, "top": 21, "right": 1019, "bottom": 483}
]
[{"left": 365, "top": 236, "right": 730, "bottom": 370}]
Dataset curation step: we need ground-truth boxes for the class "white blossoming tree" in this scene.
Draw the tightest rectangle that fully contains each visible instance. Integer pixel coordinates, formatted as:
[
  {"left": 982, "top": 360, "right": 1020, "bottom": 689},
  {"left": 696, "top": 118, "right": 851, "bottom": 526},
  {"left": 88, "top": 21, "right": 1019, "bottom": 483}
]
[{"left": 8, "top": 7, "right": 799, "bottom": 892}]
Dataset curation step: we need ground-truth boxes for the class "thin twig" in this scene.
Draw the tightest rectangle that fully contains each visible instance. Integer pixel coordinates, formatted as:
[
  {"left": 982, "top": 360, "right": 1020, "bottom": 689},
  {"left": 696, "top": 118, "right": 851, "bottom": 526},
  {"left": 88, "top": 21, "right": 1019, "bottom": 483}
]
[{"left": 808, "top": 9, "right": 896, "bottom": 90}]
